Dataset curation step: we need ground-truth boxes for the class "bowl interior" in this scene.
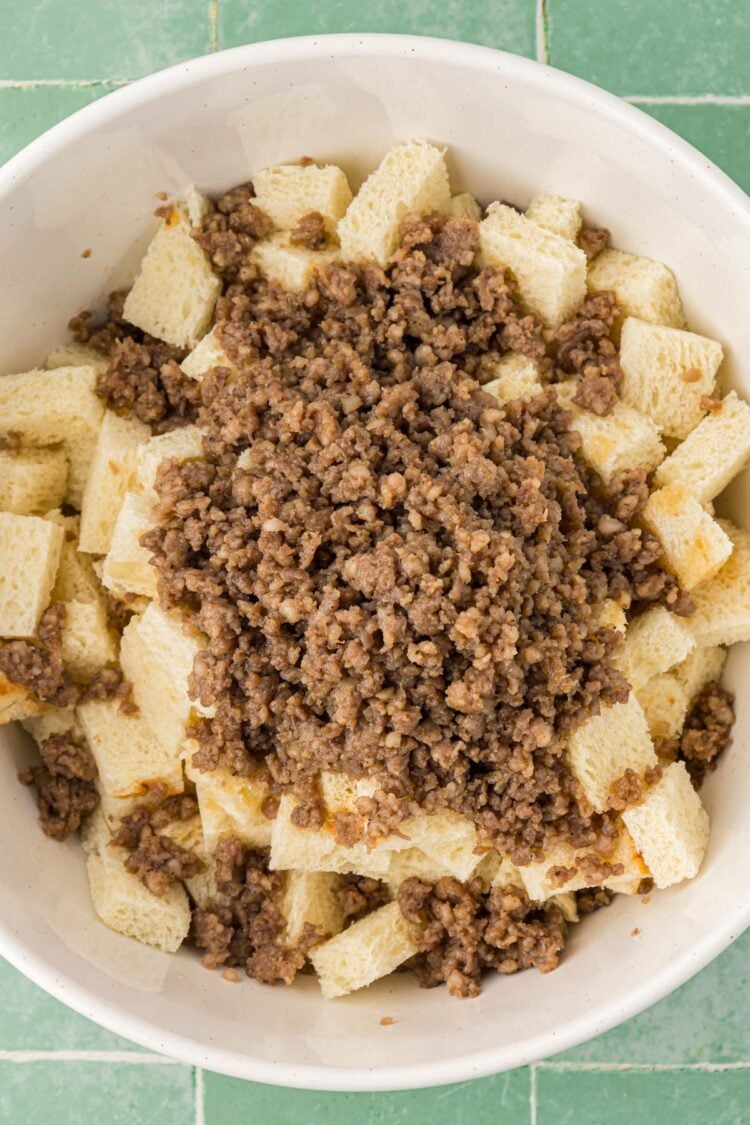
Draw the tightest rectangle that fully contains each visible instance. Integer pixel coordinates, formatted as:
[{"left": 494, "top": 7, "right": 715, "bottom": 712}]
[{"left": 0, "top": 36, "right": 748, "bottom": 1091}]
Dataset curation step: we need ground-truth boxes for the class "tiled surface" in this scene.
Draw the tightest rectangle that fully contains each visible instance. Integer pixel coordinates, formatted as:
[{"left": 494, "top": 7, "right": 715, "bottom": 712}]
[{"left": 0, "top": 2, "right": 748, "bottom": 1123}]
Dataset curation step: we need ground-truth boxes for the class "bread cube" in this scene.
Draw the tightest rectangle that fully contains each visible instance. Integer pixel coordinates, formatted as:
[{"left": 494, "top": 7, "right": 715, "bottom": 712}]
[
  {"left": 338, "top": 141, "right": 451, "bottom": 267},
  {"left": 526, "top": 193, "right": 582, "bottom": 242},
  {"left": 78, "top": 697, "right": 184, "bottom": 826},
  {"left": 567, "top": 693, "right": 657, "bottom": 812},
  {"left": 87, "top": 843, "right": 190, "bottom": 952},
  {"left": 635, "top": 674, "right": 690, "bottom": 742},
  {"left": 398, "top": 810, "right": 480, "bottom": 882},
  {"left": 0, "top": 365, "right": 105, "bottom": 506},
  {"left": 479, "top": 204, "right": 587, "bottom": 328},
  {"left": 310, "top": 900, "right": 420, "bottom": 999},
  {"left": 483, "top": 353, "right": 543, "bottom": 406},
  {"left": 252, "top": 161, "right": 353, "bottom": 236},
  {"left": 0, "top": 512, "right": 63, "bottom": 637},
  {"left": 159, "top": 814, "right": 214, "bottom": 909},
  {"left": 280, "top": 870, "right": 345, "bottom": 947},
  {"left": 46, "top": 342, "right": 109, "bottom": 375},
  {"left": 253, "top": 233, "right": 340, "bottom": 292},
  {"left": 47, "top": 511, "right": 102, "bottom": 605},
  {"left": 270, "top": 794, "right": 392, "bottom": 878},
  {"left": 622, "top": 762, "right": 709, "bottom": 888},
  {"left": 613, "top": 606, "right": 695, "bottom": 692},
  {"left": 688, "top": 522, "right": 750, "bottom": 646},
  {"left": 79, "top": 411, "right": 150, "bottom": 554},
  {"left": 619, "top": 318, "right": 723, "bottom": 439},
  {"left": 0, "top": 674, "right": 44, "bottom": 724},
  {"left": 517, "top": 832, "right": 648, "bottom": 901},
  {"left": 449, "top": 193, "right": 482, "bottom": 221},
  {"left": 587, "top": 249, "right": 685, "bottom": 328},
  {"left": 101, "top": 491, "right": 157, "bottom": 600},
  {"left": 0, "top": 447, "right": 67, "bottom": 516},
  {"left": 122, "top": 203, "right": 221, "bottom": 350},
  {"left": 595, "top": 598, "right": 627, "bottom": 634},
  {"left": 60, "top": 599, "right": 117, "bottom": 681},
  {"left": 672, "top": 645, "right": 727, "bottom": 703},
  {"left": 180, "top": 329, "right": 234, "bottom": 381},
  {"left": 564, "top": 394, "right": 666, "bottom": 484},
  {"left": 653, "top": 392, "right": 750, "bottom": 505},
  {"left": 23, "top": 704, "right": 82, "bottom": 744},
  {"left": 185, "top": 758, "right": 273, "bottom": 851},
  {"left": 491, "top": 857, "right": 526, "bottom": 891},
  {"left": 642, "top": 484, "right": 732, "bottom": 591},
  {"left": 134, "top": 425, "right": 204, "bottom": 496},
  {"left": 387, "top": 846, "right": 463, "bottom": 893}
]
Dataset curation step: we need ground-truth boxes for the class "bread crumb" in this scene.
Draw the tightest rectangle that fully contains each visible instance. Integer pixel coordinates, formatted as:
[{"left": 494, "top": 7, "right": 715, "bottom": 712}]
[
  {"left": 379, "top": 1016, "right": 396, "bottom": 1027},
  {"left": 641, "top": 895, "right": 652, "bottom": 905},
  {"left": 700, "top": 395, "right": 723, "bottom": 413},
  {"left": 155, "top": 191, "right": 169, "bottom": 201},
  {"left": 80, "top": 248, "right": 92, "bottom": 259},
  {"left": 630, "top": 927, "right": 641, "bottom": 937},
  {"left": 222, "top": 968, "right": 240, "bottom": 983}
]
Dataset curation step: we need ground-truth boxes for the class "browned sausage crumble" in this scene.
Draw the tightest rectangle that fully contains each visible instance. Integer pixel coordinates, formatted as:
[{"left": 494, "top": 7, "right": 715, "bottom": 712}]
[
  {"left": 113, "top": 791, "right": 203, "bottom": 896},
  {"left": 19, "top": 733, "right": 99, "bottom": 840},
  {"left": 658, "top": 682, "right": 735, "bottom": 786},
  {"left": 0, "top": 603, "right": 76, "bottom": 708}
]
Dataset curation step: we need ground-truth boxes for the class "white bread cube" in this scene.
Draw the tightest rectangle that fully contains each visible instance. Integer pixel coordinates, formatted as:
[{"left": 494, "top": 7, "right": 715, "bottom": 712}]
[
  {"left": 0, "top": 674, "right": 44, "bottom": 724},
  {"left": 526, "top": 193, "right": 582, "bottom": 242},
  {"left": 87, "top": 843, "right": 190, "bottom": 952},
  {"left": 449, "top": 193, "right": 482, "bottom": 221},
  {"left": 517, "top": 832, "right": 648, "bottom": 901},
  {"left": 281, "top": 871, "right": 345, "bottom": 947},
  {"left": 587, "top": 249, "right": 685, "bottom": 328},
  {"left": 479, "top": 204, "right": 587, "bottom": 328},
  {"left": 119, "top": 603, "right": 207, "bottom": 756},
  {"left": 101, "top": 491, "right": 157, "bottom": 600},
  {"left": 60, "top": 600, "right": 117, "bottom": 681},
  {"left": 387, "top": 846, "right": 464, "bottom": 893},
  {"left": 613, "top": 606, "right": 695, "bottom": 692},
  {"left": 0, "top": 513, "right": 63, "bottom": 637},
  {"left": 185, "top": 758, "right": 272, "bottom": 851},
  {"left": 0, "top": 448, "right": 67, "bottom": 516},
  {"left": 46, "top": 342, "right": 109, "bottom": 375},
  {"left": 688, "top": 522, "right": 750, "bottom": 646},
  {"left": 673, "top": 645, "right": 727, "bottom": 703},
  {"left": 180, "top": 329, "right": 234, "bottom": 381},
  {"left": 134, "top": 425, "right": 204, "bottom": 496},
  {"left": 159, "top": 814, "right": 214, "bottom": 909},
  {"left": 653, "top": 392, "right": 750, "bottom": 505},
  {"left": 122, "top": 204, "right": 221, "bottom": 350},
  {"left": 563, "top": 392, "right": 666, "bottom": 484},
  {"left": 252, "top": 161, "right": 352, "bottom": 235},
  {"left": 0, "top": 365, "right": 105, "bottom": 505},
  {"left": 567, "top": 693, "right": 657, "bottom": 812},
  {"left": 47, "top": 512, "right": 102, "bottom": 605},
  {"left": 641, "top": 484, "right": 732, "bottom": 591},
  {"left": 79, "top": 411, "right": 150, "bottom": 554},
  {"left": 23, "top": 704, "right": 82, "bottom": 744},
  {"left": 270, "top": 794, "right": 392, "bottom": 878},
  {"left": 595, "top": 598, "right": 627, "bottom": 634},
  {"left": 253, "top": 233, "right": 340, "bottom": 292},
  {"left": 310, "top": 900, "right": 420, "bottom": 999},
  {"left": 551, "top": 892, "right": 579, "bottom": 923},
  {"left": 398, "top": 810, "right": 480, "bottom": 882},
  {"left": 338, "top": 141, "right": 451, "bottom": 267},
  {"left": 77, "top": 697, "right": 183, "bottom": 826},
  {"left": 491, "top": 857, "right": 526, "bottom": 890},
  {"left": 622, "top": 762, "right": 709, "bottom": 888},
  {"left": 619, "top": 318, "right": 723, "bottom": 439},
  {"left": 483, "top": 353, "right": 543, "bottom": 406},
  {"left": 636, "top": 674, "right": 690, "bottom": 742}
]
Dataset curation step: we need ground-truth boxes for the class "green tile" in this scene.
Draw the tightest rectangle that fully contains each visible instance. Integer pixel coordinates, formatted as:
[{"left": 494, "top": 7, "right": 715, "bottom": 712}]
[
  {"left": 536, "top": 1067, "right": 750, "bottom": 1125},
  {"left": 0, "top": 1060, "right": 194, "bottom": 1125},
  {"left": 0, "top": 0, "right": 211, "bottom": 81},
  {"left": 638, "top": 103, "right": 750, "bottom": 194},
  {"left": 203, "top": 1068, "right": 531, "bottom": 1125},
  {"left": 0, "top": 85, "right": 120, "bottom": 165},
  {"left": 558, "top": 929, "right": 750, "bottom": 1065},
  {"left": 219, "top": 0, "right": 537, "bottom": 57},
  {"left": 547, "top": 0, "right": 749, "bottom": 97},
  {"left": 0, "top": 957, "right": 141, "bottom": 1052}
]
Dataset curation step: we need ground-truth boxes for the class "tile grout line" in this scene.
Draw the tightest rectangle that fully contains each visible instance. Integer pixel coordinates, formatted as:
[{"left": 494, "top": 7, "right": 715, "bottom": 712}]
[
  {"left": 537, "top": 1061, "right": 750, "bottom": 1073},
  {"left": 0, "top": 1050, "right": 183, "bottom": 1064},
  {"left": 530, "top": 1062, "right": 538, "bottom": 1125},
  {"left": 195, "top": 1066, "right": 206, "bottom": 1125},
  {"left": 0, "top": 78, "right": 129, "bottom": 89},
  {"left": 535, "top": 0, "right": 549, "bottom": 65},
  {"left": 625, "top": 94, "right": 750, "bottom": 105},
  {"left": 209, "top": 0, "right": 219, "bottom": 52}
]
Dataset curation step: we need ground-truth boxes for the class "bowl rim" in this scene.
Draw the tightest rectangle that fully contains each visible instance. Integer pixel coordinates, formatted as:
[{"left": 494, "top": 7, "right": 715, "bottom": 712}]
[{"left": 0, "top": 32, "right": 749, "bottom": 1092}]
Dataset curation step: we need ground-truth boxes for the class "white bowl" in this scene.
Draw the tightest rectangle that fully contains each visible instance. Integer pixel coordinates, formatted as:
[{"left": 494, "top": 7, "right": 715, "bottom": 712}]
[{"left": 0, "top": 34, "right": 748, "bottom": 1093}]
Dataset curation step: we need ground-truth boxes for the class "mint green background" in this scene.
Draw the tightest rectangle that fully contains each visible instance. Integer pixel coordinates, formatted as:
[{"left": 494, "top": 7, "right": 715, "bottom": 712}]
[{"left": 0, "top": 2, "right": 748, "bottom": 1121}]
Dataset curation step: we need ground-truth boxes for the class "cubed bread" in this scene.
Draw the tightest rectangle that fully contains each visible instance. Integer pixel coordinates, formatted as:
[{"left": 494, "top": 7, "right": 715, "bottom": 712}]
[
  {"left": 491, "top": 857, "right": 526, "bottom": 890},
  {"left": 253, "top": 233, "right": 340, "bottom": 292},
  {"left": 87, "top": 842, "right": 190, "bottom": 952},
  {"left": 387, "top": 846, "right": 462, "bottom": 893},
  {"left": 635, "top": 674, "right": 690, "bottom": 742},
  {"left": 641, "top": 484, "right": 733, "bottom": 591},
  {"left": 0, "top": 447, "right": 68, "bottom": 516},
  {"left": 122, "top": 203, "right": 221, "bottom": 350},
  {"left": 517, "top": 832, "right": 648, "bottom": 901},
  {"left": 79, "top": 411, "right": 150, "bottom": 554},
  {"left": 310, "top": 900, "right": 420, "bottom": 999},
  {"left": 688, "top": 522, "right": 750, "bottom": 646},
  {"left": 0, "top": 674, "right": 44, "bottom": 724},
  {"left": 185, "top": 758, "right": 273, "bottom": 851},
  {"left": 653, "top": 392, "right": 750, "bottom": 504},
  {"left": 449, "top": 192, "right": 482, "bottom": 221},
  {"left": 0, "top": 512, "right": 63, "bottom": 637},
  {"left": 252, "top": 161, "right": 353, "bottom": 236},
  {"left": 46, "top": 342, "right": 109, "bottom": 375},
  {"left": 159, "top": 814, "right": 214, "bottom": 909},
  {"left": 672, "top": 645, "right": 727, "bottom": 703},
  {"left": 119, "top": 603, "right": 208, "bottom": 756},
  {"left": 619, "top": 318, "right": 723, "bottom": 439},
  {"left": 0, "top": 365, "right": 105, "bottom": 505},
  {"left": 60, "top": 599, "right": 117, "bottom": 681},
  {"left": 270, "top": 794, "right": 392, "bottom": 878},
  {"left": 526, "top": 193, "right": 582, "bottom": 242},
  {"left": 587, "top": 249, "right": 685, "bottom": 328},
  {"left": 595, "top": 598, "right": 627, "bottom": 634},
  {"left": 622, "top": 762, "right": 709, "bottom": 888},
  {"left": 134, "top": 425, "right": 204, "bottom": 496},
  {"left": 100, "top": 491, "right": 157, "bottom": 600},
  {"left": 338, "top": 141, "right": 451, "bottom": 267},
  {"left": 180, "top": 329, "right": 234, "bottom": 380},
  {"left": 479, "top": 203, "right": 587, "bottom": 327},
  {"left": 47, "top": 511, "right": 102, "bottom": 605},
  {"left": 613, "top": 606, "right": 695, "bottom": 691},
  {"left": 567, "top": 693, "right": 657, "bottom": 811},
  {"left": 563, "top": 393, "right": 666, "bottom": 484},
  {"left": 23, "top": 704, "right": 82, "bottom": 744},
  {"left": 482, "top": 353, "right": 543, "bottom": 406},
  {"left": 398, "top": 810, "right": 480, "bottom": 882},
  {"left": 280, "top": 871, "right": 345, "bottom": 947}
]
